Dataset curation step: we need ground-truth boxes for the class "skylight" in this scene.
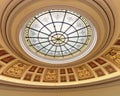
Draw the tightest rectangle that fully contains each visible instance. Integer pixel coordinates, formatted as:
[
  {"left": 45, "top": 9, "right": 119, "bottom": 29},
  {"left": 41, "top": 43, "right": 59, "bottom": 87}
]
[{"left": 20, "top": 9, "right": 97, "bottom": 64}]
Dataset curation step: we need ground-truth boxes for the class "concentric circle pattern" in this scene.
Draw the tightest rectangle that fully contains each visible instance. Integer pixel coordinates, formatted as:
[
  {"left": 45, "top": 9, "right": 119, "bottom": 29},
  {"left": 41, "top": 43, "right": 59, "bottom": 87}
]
[
  {"left": 0, "top": 0, "right": 120, "bottom": 89},
  {"left": 20, "top": 10, "right": 96, "bottom": 64}
]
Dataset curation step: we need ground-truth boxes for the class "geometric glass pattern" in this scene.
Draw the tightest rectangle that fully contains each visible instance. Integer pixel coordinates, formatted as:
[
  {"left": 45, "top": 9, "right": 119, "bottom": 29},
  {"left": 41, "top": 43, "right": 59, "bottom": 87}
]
[{"left": 20, "top": 10, "right": 97, "bottom": 64}]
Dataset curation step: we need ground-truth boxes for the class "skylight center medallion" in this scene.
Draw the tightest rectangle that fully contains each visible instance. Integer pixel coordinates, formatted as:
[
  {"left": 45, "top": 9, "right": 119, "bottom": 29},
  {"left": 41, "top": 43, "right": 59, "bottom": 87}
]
[{"left": 49, "top": 32, "right": 67, "bottom": 46}]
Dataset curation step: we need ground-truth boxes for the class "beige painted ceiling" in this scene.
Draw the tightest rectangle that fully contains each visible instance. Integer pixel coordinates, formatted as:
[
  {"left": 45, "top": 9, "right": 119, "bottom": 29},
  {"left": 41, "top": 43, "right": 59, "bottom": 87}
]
[{"left": 0, "top": 0, "right": 120, "bottom": 90}]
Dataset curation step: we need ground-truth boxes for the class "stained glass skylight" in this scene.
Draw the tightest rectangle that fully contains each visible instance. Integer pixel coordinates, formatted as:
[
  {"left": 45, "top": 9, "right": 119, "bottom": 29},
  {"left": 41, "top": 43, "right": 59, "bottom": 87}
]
[{"left": 20, "top": 9, "right": 97, "bottom": 64}]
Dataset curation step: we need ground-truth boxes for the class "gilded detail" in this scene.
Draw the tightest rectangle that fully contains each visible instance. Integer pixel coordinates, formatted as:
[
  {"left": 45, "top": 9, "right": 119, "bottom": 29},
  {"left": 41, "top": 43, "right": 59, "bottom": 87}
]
[
  {"left": 2, "top": 61, "right": 30, "bottom": 79},
  {"left": 103, "top": 47, "right": 120, "bottom": 68},
  {"left": 43, "top": 69, "right": 58, "bottom": 82},
  {"left": 75, "top": 65, "right": 94, "bottom": 80}
]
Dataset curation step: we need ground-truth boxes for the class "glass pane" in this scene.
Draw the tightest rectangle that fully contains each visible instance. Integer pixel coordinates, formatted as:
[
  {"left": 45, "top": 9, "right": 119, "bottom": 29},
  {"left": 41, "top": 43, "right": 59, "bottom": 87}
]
[{"left": 23, "top": 9, "right": 93, "bottom": 59}]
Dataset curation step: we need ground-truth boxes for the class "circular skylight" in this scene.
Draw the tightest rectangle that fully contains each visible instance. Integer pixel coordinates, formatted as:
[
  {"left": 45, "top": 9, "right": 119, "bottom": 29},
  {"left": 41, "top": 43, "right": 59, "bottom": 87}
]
[{"left": 20, "top": 9, "right": 97, "bottom": 64}]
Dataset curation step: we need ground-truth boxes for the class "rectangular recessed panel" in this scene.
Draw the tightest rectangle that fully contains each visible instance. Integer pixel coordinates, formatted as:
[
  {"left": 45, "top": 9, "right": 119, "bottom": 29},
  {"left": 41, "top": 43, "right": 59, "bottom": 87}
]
[
  {"left": 24, "top": 73, "right": 33, "bottom": 81},
  {"left": 0, "top": 50, "right": 8, "bottom": 56},
  {"left": 1, "top": 56, "right": 15, "bottom": 63},
  {"left": 28, "top": 66, "right": 37, "bottom": 72},
  {"left": 95, "top": 58, "right": 106, "bottom": 65},
  {"left": 94, "top": 69, "right": 105, "bottom": 77},
  {"left": 88, "top": 62, "right": 98, "bottom": 68},
  {"left": 60, "top": 76, "right": 67, "bottom": 82},
  {"left": 104, "top": 65, "right": 116, "bottom": 74}
]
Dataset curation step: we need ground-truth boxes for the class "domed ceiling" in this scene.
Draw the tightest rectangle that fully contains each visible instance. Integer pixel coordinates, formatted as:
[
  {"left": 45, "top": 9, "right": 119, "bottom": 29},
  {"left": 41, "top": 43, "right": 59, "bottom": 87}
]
[{"left": 0, "top": 0, "right": 120, "bottom": 89}]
